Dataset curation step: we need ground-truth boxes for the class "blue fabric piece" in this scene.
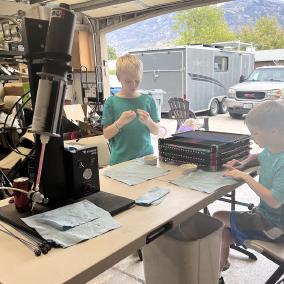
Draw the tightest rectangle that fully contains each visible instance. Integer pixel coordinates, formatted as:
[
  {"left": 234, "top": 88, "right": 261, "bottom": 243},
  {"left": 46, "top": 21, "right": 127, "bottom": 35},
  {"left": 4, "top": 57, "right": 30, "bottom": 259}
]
[
  {"left": 21, "top": 200, "right": 121, "bottom": 248},
  {"left": 103, "top": 163, "right": 169, "bottom": 185},
  {"left": 230, "top": 211, "right": 275, "bottom": 246},
  {"left": 24, "top": 200, "right": 110, "bottom": 231},
  {"left": 171, "top": 169, "right": 238, "bottom": 193},
  {"left": 135, "top": 187, "right": 170, "bottom": 206},
  {"left": 151, "top": 196, "right": 166, "bottom": 206}
]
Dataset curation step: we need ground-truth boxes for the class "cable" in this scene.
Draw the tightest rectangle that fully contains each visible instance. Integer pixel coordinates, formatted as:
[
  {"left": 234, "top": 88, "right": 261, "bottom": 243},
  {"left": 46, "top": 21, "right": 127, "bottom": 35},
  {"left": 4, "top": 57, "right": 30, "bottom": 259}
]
[
  {"left": 0, "top": 223, "right": 41, "bottom": 256},
  {"left": 3, "top": 92, "right": 28, "bottom": 131},
  {"left": 2, "top": 90, "right": 31, "bottom": 155},
  {"left": 86, "top": 16, "right": 103, "bottom": 112},
  {"left": 3, "top": 96, "right": 33, "bottom": 156}
]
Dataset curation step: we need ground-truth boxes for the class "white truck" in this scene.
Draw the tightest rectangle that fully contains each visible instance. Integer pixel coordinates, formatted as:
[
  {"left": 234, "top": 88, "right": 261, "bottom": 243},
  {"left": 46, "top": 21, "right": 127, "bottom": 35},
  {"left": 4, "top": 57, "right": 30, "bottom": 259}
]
[
  {"left": 130, "top": 45, "right": 254, "bottom": 116},
  {"left": 225, "top": 66, "right": 284, "bottom": 119}
]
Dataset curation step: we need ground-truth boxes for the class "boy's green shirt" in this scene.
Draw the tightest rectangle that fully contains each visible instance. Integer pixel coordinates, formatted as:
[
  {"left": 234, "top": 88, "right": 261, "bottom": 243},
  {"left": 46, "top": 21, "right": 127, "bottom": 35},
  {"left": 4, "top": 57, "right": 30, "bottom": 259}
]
[
  {"left": 258, "top": 148, "right": 284, "bottom": 231},
  {"left": 102, "top": 94, "right": 160, "bottom": 165}
]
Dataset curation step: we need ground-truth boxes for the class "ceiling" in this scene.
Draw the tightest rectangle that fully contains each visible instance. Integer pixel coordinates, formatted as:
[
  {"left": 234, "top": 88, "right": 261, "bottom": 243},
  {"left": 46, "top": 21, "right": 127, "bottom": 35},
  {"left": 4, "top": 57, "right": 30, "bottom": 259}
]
[
  {"left": 69, "top": 0, "right": 225, "bottom": 18},
  {"left": 2, "top": 0, "right": 227, "bottom": 19}
]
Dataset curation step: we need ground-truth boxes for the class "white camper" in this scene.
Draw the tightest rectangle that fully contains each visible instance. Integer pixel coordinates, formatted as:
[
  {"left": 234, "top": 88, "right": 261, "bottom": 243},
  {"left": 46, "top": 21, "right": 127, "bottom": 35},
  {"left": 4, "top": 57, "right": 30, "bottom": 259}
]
[{"left": 130, "top": 45, "right": 254, "bottom": 115}]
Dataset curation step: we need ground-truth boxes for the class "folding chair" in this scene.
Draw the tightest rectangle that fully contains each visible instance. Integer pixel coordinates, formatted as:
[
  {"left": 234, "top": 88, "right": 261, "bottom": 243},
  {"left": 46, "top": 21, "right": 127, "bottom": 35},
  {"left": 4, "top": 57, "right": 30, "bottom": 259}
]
[
  {"left": 168, "top": 97, "right": 209, "bottom": 132},
  {"left": 244, "top": 240, "right": 284, "bottom": 284}
]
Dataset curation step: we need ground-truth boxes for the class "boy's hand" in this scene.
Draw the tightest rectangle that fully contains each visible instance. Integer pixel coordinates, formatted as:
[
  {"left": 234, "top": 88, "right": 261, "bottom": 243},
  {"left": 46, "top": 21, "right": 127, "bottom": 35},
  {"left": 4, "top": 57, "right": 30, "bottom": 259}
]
[
  {"left": 136, "top": 109, "right": 153, "bottom": 126},
  {"left": 223, "top": 159, "right": 244, "bottom": 170},
  {"left": 118, "top": 110, "right": 136, "bottom": 127},
  {"left": 223, "top": 168, "right": 249, "bottom": 181}
]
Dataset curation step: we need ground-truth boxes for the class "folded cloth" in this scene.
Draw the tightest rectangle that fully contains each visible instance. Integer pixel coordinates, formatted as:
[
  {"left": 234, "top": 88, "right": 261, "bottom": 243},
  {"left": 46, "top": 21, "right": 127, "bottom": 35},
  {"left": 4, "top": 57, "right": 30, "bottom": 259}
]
[
  {"left": 151, "top": 196, "right": 166, "bottom": 206},
  {"left": 21, "top": 200, "right": 120, "bottom": 248},
  {"left": 171, "top": 170, "right": 238, "bottom": 193},
  {"left": 103, "top": 164, "right": 169, "bottom": 186},
  {"left": 135, "top": 187, "right": 170, "bottom": 206},
  {"left": 24, "top": 200, "right": 110, "bottom": 231}
]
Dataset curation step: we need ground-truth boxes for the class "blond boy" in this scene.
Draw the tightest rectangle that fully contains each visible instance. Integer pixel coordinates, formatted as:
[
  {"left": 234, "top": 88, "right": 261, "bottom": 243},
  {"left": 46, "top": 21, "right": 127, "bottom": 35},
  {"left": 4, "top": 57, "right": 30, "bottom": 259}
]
[{"left": 102, "top": 54, "right": 160, "bottom": 165}]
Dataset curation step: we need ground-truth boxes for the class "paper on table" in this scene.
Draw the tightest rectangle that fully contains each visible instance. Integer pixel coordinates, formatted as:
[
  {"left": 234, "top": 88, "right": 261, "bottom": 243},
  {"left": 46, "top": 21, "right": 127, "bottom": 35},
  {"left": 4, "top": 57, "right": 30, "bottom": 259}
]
[
  {"left": 21, "top": 200, "right": 121, "bottom": 248},
  {"left": 103, "top": 163, "right": 169, "bottom": 185},
  {"left": 171, "top": 169, "right": 238, "bottom": 193}
]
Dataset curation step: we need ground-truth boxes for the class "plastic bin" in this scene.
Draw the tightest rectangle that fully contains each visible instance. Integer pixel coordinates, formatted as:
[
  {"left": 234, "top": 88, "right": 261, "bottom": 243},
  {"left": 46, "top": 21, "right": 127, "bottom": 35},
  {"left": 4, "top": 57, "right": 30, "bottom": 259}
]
[
  {"left": 140, "top": 89, "right": 165, "bottom": 119},
  {"left": 142, "top": 212, "right": 223, "bottom": 284},
  {"left": 110, "top": 87, "right": 121, "bottom": 96}
]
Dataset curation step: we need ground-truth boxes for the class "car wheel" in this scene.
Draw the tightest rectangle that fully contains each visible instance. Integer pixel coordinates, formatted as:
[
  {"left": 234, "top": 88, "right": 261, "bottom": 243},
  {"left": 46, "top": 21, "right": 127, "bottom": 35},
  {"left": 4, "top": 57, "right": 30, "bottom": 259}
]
[
  {"left": 209, "top": 99, "right": 219, "bottom": 116},
  {"left": 219, "top": 99, "right": 228, "bottom": 114},
  {"left": 229, "top": 112, "right": 243, "bottom": 119}
]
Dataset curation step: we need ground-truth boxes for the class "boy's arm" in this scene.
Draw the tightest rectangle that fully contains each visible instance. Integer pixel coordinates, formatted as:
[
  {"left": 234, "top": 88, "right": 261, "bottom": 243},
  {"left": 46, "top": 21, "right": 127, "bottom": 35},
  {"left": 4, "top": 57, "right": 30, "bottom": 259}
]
[
  {"left": 241, "top": 154, "right": 260, "bottom": 168},
  {"left": 136, "top": 109, "right": 160, "bottom": 135},
  {"left": 244, "top": 175, "right": 282, "bottom": 208},
  {"left": 224, "top": 170, "right": 282, "bottom": 208},
  {"left": 224, "top": 153, "right": 259, "bottom": 170},
  {"left": 145, "top": 119, "right": 160, "bottom": 135}
]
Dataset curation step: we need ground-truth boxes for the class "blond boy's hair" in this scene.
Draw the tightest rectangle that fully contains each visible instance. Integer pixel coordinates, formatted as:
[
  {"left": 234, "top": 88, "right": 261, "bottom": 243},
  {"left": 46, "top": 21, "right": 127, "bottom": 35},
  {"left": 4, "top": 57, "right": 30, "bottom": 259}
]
[
  {"left": 116, "top": 54, "right": 143, "bottom": 78},
  {"left": 245, "top": 101, "right": 284, "bottom": 133}
]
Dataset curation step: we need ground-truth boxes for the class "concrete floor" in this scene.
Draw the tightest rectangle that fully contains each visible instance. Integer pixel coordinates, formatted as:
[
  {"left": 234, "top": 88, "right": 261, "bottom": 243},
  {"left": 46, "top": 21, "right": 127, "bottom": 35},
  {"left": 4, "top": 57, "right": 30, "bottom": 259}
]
[{"left": 90, "top": 114, "right": 279, "bottom": 284}]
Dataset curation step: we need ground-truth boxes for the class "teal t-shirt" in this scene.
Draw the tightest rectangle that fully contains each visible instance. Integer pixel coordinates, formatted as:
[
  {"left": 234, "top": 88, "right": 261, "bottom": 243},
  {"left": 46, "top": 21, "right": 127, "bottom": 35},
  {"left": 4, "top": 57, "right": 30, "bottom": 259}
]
[
  {"left": 258, "top": 148, "right": 284, "bottom": 230},
  {"left": 101, "top": 94, "right": 160, "bottom": 165}
]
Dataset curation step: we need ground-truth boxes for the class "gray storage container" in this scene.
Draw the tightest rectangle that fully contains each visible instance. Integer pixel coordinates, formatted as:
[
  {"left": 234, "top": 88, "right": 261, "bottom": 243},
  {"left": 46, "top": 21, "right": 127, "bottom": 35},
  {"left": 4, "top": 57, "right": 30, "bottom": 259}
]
[
  {"left": 142, "top": 212, "right": 223, "bottom": 284},
  {"left": 140, "top": 89, "right": 165, "bottom": 120}
]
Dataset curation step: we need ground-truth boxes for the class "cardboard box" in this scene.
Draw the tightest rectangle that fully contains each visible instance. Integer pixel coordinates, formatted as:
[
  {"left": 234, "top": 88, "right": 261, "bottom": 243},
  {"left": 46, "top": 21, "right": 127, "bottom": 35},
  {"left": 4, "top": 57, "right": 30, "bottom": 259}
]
[{"left": 4, "top": 82, "right": 25, "bottom": 96}]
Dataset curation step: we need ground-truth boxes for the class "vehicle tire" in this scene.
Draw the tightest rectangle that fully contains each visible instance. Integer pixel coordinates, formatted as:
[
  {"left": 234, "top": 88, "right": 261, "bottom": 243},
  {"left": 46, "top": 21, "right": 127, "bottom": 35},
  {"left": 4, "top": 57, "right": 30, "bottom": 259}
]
[
  {"left": 208, "top": 99, "right": 219, "bottom": 116},
  {"left": 218, "top": 99, "right": 228, "bottom": 114},
  {"left": 229, "top": 112, "right": 243, "bottom": 119}
]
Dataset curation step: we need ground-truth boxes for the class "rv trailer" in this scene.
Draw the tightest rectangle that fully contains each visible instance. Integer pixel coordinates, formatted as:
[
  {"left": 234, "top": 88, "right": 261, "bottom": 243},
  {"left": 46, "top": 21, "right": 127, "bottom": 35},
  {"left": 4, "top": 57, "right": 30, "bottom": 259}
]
[{"left": 130, "top": 45, "right": 254, "bottom": 115}]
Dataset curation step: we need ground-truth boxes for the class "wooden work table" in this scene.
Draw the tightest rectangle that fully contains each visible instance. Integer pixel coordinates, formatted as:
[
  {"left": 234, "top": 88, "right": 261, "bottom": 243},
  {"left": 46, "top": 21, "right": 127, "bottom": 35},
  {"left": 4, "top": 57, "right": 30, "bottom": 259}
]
[{"left": 0, "top": 162, "right": 258, "bottom": 284}]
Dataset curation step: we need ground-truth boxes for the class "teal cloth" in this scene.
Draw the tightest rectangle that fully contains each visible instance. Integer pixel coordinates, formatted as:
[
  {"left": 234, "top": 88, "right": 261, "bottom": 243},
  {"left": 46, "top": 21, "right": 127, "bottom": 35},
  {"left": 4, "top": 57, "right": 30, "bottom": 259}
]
[
  {"left": 101, "top": 94, "right": 159, "bottom": 165},
  {"left": 21, "top": 200, "right": 120, "bottom": 248},
  {"left": 103, "top": 163, "right": 169, "bottom": 185},
  {"left": 135, "top": 187, "right": 170, "bottom": 206},
  {"left": 171, "top": 169, "right": 238, "bottom": 193},
  {"left": 258, "top": 148, "right": 284, "bottom": 231}
]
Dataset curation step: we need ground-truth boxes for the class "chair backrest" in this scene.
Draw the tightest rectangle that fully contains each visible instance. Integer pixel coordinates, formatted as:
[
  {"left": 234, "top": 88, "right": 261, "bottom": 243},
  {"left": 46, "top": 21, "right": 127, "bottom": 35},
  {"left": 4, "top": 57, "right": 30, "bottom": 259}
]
[
  {"left": 168, "top": 97, "right": 197, "bottom": 131},
  {"left": 244, "top": 239, "right": 284, "bottom": 283}
]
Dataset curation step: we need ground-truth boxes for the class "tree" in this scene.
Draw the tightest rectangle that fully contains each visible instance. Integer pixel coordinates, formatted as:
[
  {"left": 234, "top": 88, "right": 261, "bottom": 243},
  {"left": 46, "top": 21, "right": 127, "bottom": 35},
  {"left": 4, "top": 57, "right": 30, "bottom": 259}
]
[
  {"left": 173, "top": 6, "right": 235, "bottom": 45},
  {"left": 239, "top": 17, "right": 284, "bottom": 50},
  {"left": 107, "top": 45, "right": 117, "bottom": 60}
]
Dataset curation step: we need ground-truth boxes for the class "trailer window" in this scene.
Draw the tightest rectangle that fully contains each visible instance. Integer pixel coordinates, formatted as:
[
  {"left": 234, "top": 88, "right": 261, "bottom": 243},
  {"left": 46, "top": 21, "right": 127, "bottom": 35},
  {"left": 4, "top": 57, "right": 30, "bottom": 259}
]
[{"left": 214, "top": 56, "right": 228, "bottom": 72}]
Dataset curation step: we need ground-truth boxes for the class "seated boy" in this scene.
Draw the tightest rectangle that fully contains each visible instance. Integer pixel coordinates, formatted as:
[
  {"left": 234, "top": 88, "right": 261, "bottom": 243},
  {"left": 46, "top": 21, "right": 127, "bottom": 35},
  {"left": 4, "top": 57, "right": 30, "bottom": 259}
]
[{"left": 213, "top": 101, "right": 284, "bottom": 274}]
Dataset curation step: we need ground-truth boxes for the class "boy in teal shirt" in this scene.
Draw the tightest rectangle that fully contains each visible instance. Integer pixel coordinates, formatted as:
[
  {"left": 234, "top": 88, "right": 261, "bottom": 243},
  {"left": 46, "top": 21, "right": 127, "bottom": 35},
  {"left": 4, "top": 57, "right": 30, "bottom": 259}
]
[
  {"left": 214, "top": 101, "right": 284, "bottom": 274},
  {"left": 102, "top": 54, "right": 160, "bottom": 165}
]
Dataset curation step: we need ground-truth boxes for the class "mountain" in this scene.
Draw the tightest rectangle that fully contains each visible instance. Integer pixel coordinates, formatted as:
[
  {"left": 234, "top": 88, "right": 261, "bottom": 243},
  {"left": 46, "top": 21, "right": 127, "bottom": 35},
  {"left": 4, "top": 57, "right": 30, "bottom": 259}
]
[{"left": 106, "top": 0, "right": 284, "bottom": 55}]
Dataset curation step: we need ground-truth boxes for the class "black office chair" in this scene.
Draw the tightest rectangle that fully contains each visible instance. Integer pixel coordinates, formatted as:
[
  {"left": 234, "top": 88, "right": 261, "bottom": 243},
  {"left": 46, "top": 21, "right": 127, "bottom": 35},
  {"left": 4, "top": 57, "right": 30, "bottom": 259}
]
[{"left": 168, "top": 97, "right": 209, "bottom": 132}]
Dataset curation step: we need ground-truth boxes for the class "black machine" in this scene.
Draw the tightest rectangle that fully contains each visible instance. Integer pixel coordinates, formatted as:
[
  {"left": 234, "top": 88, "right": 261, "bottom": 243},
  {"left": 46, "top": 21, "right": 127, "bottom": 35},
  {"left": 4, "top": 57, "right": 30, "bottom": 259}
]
[
  {"left": 159, "top": 130, "right": 251, "bottom": 171},
  {"left": 64, "top": 145, "right": 100, "bottom": 199},
  {"left": 0, "top": 4, "right": 132, "bottom": 255},
  {"left": 2, "top": 4, "right": 134, "bottom": 211}
]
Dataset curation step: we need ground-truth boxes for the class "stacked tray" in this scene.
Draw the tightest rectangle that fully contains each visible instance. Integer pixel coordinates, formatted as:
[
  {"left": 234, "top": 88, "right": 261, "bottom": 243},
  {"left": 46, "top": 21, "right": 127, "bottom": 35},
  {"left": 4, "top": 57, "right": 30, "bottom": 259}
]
[{"left": 158, "top": 130, "right": 250, "bottom": 171}]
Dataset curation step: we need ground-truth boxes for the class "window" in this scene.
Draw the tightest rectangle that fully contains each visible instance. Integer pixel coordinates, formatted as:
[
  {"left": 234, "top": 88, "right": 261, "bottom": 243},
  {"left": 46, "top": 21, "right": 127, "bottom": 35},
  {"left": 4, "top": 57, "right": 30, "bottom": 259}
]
[{"left": 214, "top": 56, "right": 228, "bottom": 72}]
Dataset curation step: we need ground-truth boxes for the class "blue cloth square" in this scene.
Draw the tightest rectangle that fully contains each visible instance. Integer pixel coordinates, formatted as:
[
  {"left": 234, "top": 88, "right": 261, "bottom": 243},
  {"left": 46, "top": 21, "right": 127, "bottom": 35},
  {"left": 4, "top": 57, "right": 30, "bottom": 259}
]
[{"left": 21, "top": 200, "right": 121, "bottom": 248}]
